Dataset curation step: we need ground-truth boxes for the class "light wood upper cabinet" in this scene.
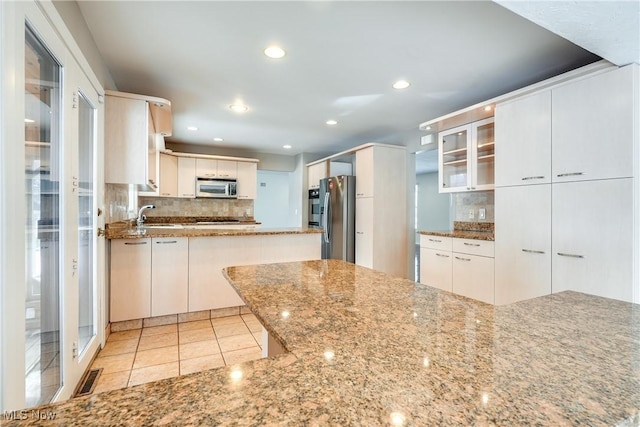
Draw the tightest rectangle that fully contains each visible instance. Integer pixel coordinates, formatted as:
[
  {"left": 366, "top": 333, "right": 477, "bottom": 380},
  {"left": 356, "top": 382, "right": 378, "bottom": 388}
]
[
  {"left": 355, "top": 148, "right": 374, "bottom": 197},
  {"left": 195, "top": 158, "right": 217, "bottom": 177},
  {"left": 552, "top": 66, "right": 635, "bottom": 182},
  {"left": 105, "top": 91, "right": 171, "bottom": 191},
  {"left": 217, "top": 160, "right": 237, "bottom": 179},
  {"left": 158, "top": 153, "right": 178, "bottom": 197},
  {"left": 177, "top": 157, "right": 196, "bottom": 198},
  {"left": 237, "top": 161, "right": 257, "bottom": 199},
  {"left": 307, "top": 162, "right": 326, "bottom": 190},
  {"left": 105, "top": 95, "right": 156, "bottom": 190},
  {"left": 495, "top": 91, "right": 552, "bottom": 187}
]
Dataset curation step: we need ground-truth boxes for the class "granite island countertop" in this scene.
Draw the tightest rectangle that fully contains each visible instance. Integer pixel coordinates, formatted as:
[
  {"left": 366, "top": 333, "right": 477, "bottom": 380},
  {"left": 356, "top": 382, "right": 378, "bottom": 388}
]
[
  {"left": 419, "top": 221, "right": 495, "bottom": 241},
  {"left": 4, "top": 260, "right": 639, "bottom": 426}
]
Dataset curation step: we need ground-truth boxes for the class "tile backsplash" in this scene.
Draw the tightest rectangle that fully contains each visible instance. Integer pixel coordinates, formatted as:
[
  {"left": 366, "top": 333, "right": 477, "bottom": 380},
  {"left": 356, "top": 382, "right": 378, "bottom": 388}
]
[
  {"left": 452, "top": 191, "right": 494, "bottom": 222},
  {"left": 105, "top": 184, "right": 134, "bottom": 223},
  {"left": 138, "top": 197, "right": 254, "bottom": 218}
]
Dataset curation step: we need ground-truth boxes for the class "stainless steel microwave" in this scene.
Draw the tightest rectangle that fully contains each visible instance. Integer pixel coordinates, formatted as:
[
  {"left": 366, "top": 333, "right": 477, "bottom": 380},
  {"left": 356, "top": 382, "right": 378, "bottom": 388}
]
[{"left": 196, "top": 177, "right": 237, "bottom": 198}]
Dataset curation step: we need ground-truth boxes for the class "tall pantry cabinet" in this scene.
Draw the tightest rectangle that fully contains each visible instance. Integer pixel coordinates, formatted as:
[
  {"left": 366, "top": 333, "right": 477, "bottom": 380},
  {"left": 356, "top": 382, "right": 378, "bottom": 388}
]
[
  {"left": 495, "top": 64, "right": 638, "bottom": 304},
  {"left": 354, "top": 145, "right": 407, "bottom": 278}
]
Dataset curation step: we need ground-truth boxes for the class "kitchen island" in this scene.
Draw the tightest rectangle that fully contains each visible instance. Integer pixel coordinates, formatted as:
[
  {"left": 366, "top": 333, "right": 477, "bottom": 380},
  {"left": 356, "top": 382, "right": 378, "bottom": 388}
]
[{"left": 4, "top": 260, "right": 639, "bottom": 426}]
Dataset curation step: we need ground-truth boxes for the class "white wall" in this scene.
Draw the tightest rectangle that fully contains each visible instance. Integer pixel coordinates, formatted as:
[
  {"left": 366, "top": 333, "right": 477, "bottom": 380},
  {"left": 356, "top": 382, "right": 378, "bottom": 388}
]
[
  {"left": 254, "top": 170, "right": 297, "bottom": 228},
  {"left": 416, "top": 172, "right": 452, "bottom": 231}
]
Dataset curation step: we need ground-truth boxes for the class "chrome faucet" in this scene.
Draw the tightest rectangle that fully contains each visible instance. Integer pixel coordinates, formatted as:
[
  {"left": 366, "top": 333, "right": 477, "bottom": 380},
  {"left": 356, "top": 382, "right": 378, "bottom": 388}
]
[{"left": 136, "top": 205, "right": 156, "bottom": 227}]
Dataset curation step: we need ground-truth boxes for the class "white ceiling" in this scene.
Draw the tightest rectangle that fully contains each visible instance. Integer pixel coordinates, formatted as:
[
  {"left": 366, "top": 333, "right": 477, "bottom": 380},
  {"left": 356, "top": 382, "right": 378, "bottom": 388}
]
[{"left": 76, "top": 1, "right": 607, "bottom": 157}]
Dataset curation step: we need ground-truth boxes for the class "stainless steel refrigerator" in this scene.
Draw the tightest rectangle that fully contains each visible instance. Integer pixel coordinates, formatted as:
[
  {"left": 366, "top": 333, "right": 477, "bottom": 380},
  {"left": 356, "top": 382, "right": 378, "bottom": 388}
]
[{"left": 319, "top": 175, "right": 355, "bottom": 262}]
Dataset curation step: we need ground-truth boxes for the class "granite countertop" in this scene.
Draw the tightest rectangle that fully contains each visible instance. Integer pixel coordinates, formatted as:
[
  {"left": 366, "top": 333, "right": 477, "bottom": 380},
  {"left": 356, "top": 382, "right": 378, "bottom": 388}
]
[
  {"left": 106, "top": 217, "right": 323, "bottom": 239},
  {"left": 419, "top": 221, "right": 495, "bottom": 241},
  {"left": 7, "top": 260, "right": 638, "bottom": 426}
]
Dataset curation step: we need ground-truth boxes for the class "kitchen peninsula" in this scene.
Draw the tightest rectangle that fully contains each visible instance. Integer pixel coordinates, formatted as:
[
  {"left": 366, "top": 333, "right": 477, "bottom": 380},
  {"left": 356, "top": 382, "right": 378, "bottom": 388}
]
[{"left": 6, "top": 260, "right": 638, "bottom": 426}]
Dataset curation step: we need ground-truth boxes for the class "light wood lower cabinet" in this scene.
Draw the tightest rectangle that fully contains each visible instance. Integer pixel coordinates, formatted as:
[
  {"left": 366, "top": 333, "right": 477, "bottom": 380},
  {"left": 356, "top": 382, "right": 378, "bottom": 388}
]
[
  {"left": 420, "top": 248, "right": 452, "bottom": 292},
  {"left": 355, "top": 197, "right": 374, "bottom": 268},
  {"left": 111, "top": 233, "right": 321, "bottom": 320},
  {"left": 419, "top": 235, "right": 494, "bottom": 303},
  {"left": 110, "top": 239, "right": 151, "bottom": 322},
  {"left": 151, "top": 237, "right": 188, "bottom": 316},
  {"left": 552, "top": 178, "right": 634, "bottom": 302},
  {"left": 495, "top": 185, "right": 552, "bottom": 305},
  {"left": 452, "top": 253, "right": 494, "bottom": 304},
  {"left": 189, "top": 234, "right": 320, "bottom": 311},
  {"left": 419, "top": 235, "right": 453, "bottom": 292}
]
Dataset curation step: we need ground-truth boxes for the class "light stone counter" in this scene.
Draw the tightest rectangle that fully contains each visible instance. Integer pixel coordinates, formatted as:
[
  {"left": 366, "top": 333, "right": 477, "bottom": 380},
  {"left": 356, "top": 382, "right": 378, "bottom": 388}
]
[{"left": 3, "top": 260, "right": 639, "bottom": 426}]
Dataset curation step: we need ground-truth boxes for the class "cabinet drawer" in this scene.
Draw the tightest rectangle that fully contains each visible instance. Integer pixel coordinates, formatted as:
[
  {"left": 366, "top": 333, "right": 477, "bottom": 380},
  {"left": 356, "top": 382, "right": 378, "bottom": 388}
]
[
  {"left": 420, "top": 235, "right": 452, "bottom": 251},
  {"left": 452, "top": 254, "right": 494, "bottom": 304},
  {"left": 453, "top": 238, "right": 494, "bottom": 257}
]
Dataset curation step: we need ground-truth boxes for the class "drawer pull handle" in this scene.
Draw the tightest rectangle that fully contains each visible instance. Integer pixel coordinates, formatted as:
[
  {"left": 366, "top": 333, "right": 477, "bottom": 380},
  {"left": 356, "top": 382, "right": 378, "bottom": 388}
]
[
  {"left": 463, "top": 242, "right": 480, "bottom": 247},
  {"left": 521, "top": 176, "right": 545, "bottom": 181},
  {"left": 455, "top": 256, "right": 471, "bottom": 261},
  {"left": 156, "top": 240, "right": 178, "bottom": 244},
  {"left": 124, "top": 241, "right": 147, "bottom": 245},
  {"left": 428, "top": 238, "right": 442, "bottom": 243},
  {"left": 522, "top": 249, "right": 545, "bottom": 254},
  {"left": 435, "top": 253, "right": 450, "bottom": 258},
  {"left": 557, "top": 252, "right": 584, "bottom": 259},
  {"left": 557, "top": 172, "right": 584, "bottom": 178}
]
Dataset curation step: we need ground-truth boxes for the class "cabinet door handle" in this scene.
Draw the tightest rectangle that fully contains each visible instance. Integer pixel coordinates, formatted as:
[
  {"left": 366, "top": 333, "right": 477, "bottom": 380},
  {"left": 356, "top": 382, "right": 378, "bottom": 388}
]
[
  {"left": 428, "top": 238, "right": 441, "bottom": 243},
  {"left": 522, "top": 249, "right": 545, "bottom": 254},
  {"left": 463, "top": 242, "right": 480, "bottom": 247},
  {"left": 557, "top": 172, "right": 584, "bottom": 178},
  {"left": 521, "top": 176, "right": 545, "bottom": 181},
  {"left": 156, "top": 240, "right": 178, "bottom": 244},
  {"left": 124, "top": 241, "right": 148, "bottom": 245},
  {"left": 557, "top": 252, "right": 584, "bottom": 259},
  {"left": 455, "top": 256, "right": 471, "bottom": 261},
  {"left": 435, "top": 253, "right": 450, "bottom": 258}
]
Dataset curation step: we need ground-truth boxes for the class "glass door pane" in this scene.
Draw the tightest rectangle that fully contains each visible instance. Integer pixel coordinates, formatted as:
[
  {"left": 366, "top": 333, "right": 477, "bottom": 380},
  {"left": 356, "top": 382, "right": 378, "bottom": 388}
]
[
  {"left": 24, "top": 25, "right": 62, "bottom": 407},
  {"left": 440, "top": 127, "right": 469, "bottom": 190},
  {"left": 474, "top": 119, "right": 495, "bottom": 187},
  {"left": 77, "top": 92, "right": 96, "bottom": 356}
]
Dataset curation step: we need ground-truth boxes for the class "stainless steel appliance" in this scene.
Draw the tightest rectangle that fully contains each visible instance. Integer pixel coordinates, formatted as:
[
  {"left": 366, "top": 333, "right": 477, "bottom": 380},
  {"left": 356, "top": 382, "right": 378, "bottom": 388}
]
[
  {"left": 319, "top": 175, "right": 355, "bottom": 262},
  {"left": 308, "top": 189, "right": 320, "bottom": 228},
  {"left": 196, "top": 177, "right": 237, "bottom": 198}
]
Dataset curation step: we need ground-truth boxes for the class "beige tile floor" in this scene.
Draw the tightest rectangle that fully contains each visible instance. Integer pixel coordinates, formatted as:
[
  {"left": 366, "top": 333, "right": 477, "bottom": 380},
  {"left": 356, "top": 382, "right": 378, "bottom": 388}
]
[{"left": 89, "top": 314, "right": 263, "bottom": 394}]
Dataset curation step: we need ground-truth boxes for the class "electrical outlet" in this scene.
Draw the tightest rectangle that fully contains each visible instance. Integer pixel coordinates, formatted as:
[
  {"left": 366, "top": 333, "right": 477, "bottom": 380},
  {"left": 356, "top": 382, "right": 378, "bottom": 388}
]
[
  {"left": 478, "top": 208, "right": 486, "bottom": 220},
  {"left": 468, "top": 209, "right": 475, "bottom": 220}
]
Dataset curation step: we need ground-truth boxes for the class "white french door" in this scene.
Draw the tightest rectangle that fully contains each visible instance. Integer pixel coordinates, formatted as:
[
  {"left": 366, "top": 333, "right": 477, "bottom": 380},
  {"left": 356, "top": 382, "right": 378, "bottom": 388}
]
[
  {"left": 1, "top": 0, "right": 104, "bottom": 411},
  {"left": 63, "top": 64, "right": 103, "bottom": 395}
]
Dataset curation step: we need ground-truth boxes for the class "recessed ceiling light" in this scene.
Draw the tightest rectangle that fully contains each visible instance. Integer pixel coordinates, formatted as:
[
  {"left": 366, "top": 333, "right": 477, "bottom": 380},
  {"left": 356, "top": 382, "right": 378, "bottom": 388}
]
[
  {"left": 213, "top": 137, "right": 224, "bottom": 142},
  {"left": 484, "top": 105, "right": 492, "bottom": 111},
  {"left": 392, "top": 80, "right": 410, "bottom": 89},
  {"left": 187, "top": 126, "right": 198, "bottom": 131},
  {"left": 229, "top": 104, "right": 249, "bottom": 113},
  {"left": 264, "top": 46, "right": 286, "bottom": 59},
  {"left": 326, "top": 120, "right": 338, "bottom": 126},
  {"left": 25, "top": 118, "right": 35, "bottom": 123},
  {"left": 283, "top": 144, "right": 292, "bottom": 149},
  {"left": 425, "top": 126, "right": 431, "bottom": 130}
]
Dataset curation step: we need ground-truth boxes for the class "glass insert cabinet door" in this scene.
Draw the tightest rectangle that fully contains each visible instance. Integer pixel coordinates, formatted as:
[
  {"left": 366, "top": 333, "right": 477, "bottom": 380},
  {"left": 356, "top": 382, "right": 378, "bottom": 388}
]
[
  {"left": 438, "top": 117, "right": 495, "bottom": 193},
  {"left": 439, "top": 124, "right": 470, "bottom": 192},
  {"left": 24, "top": 24, "right": 63, "bottom": 407}
]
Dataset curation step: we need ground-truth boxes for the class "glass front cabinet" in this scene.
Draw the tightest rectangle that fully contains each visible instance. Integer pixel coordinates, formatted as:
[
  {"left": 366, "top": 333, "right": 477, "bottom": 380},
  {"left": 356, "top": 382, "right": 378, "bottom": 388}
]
[{"left": 438, "top": 117, "right": 495, "bottom": 193}]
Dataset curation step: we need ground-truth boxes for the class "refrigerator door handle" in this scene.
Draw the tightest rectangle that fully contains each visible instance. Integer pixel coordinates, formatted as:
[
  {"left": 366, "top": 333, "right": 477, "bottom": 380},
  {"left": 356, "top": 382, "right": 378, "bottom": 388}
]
[{"left": 323, "top": 192, "right": 330, "bottom": 243}]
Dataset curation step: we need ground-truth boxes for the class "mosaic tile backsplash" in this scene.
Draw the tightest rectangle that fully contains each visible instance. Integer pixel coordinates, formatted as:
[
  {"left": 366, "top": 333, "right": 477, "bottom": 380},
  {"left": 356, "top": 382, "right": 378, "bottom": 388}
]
[{"left": 138, "top": 197, "right": 254, "bottom": 218}]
